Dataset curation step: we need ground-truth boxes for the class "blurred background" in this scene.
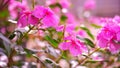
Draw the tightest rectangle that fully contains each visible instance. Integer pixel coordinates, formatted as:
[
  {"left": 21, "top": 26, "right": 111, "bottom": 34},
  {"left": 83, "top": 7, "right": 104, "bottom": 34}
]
[
  {"left": 35, "top": 0, "right": 120, "bottom": 17},
  {"left": 71, "top": 0, "right": 120, "bottom": 17}
]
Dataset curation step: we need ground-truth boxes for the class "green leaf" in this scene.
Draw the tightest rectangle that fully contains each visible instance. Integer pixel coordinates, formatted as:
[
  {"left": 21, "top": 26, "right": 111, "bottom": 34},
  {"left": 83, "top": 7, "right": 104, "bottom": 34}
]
[
  {"left": 84, "top": 38, "right": 95, "bottom": 48},
  {"left": 80, "top": 26, "right": 94, "bottom": 40},
  {"left": 91, "top": 24, "right": 102, "bottom": 29},
  {"left": 0, "top": 9, "right": 9, "bottom": 18},
  {"left": 24, "top": 48, "right": 35, "bottom": 57},
  {"left": 76, "top": 36, "right": 94, "bottom": 48},
  {"left": 9, "top": 33, "right": 16, "bottom": 39},
  {"left": 62, "top": 51, "right": 67, "bottom": 59},
  {"left": 44, "top": 35, "right": 58, "bottom": 48},
  {"left": 60, "top": 15, "right": 68, "bottom": 22},
  {"left": 86, "top": 60, "right": 98, "bottom": 63},
  {"left": 49, "top": 3, "right": 62, "bottom": 9},
  {"left": 45, "top": 59, "right": 53, "bottom": 64}
]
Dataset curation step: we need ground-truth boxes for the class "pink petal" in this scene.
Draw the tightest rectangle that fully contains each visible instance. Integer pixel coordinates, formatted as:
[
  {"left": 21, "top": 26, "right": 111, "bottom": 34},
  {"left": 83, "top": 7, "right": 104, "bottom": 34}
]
[
  {"left": 59, "top": 42, "right": 70, "bottom": 50},
  {"left": 28, "top": 15, "right": 39, "bottom": 25},
  {"left": 17, "top": 14, "right": 28, "bottom": 27}
]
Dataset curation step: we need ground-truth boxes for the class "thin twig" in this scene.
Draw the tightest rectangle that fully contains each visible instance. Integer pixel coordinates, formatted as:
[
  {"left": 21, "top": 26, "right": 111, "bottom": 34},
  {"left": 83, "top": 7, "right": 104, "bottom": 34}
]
[{"left": 79, "top": 48, "right": 100, "bottom": 65}]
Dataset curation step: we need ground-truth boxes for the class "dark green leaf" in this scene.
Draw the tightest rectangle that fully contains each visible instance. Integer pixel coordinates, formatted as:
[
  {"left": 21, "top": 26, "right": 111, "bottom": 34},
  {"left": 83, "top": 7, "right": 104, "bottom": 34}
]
[
  {"left": 80, "top": 26, "right": 94, "bottom": 40},
  {"left": 62, "top": 51, "right": 68, "bottom": 59},
  {"left": 84, "top": 38, "right": 94, "bottom": 48},
  {"left": 44, "top": 35, "right": 58, "bottom": 48},
  {"left": 0, "top": 9, "right": 9, "bottom": 18},
  {"left": 45, "top": 59, "right": 53, "bottom": 64},
  {"left": 56, "top": 3, "right": 62, "bottom": 9},
  {"left": 24, "top": 48, "right": 35, "bottom": 57},
  {"left": 49, "top": 3, "right": 62, "bottom": 9},
  {"left": 77, "top": 36, "right": 94, "bottom": 48},
  {"left": 86, "top": 60, "right": 98, "bottom": 63},
  {"left": 60, "top": 15, "right": 68, "bottom": 22},
  {"left": 9, "top": 33, "right": 16, "bottom": 39}
]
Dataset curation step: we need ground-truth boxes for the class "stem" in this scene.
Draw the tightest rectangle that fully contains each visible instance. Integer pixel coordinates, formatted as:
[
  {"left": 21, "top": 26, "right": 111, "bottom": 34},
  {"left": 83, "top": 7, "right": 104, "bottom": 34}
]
[
  {"left": 55, "top": 23, "right": 67, "bottom": 62},
  {"left": 16, "top": 26, "right": 35, "bottom": 44},
  {"left": 62, "top": 24, "right": 66, "bottom": 42},
  {"left": 21, "top": 26, "right": 35, "bottom": 40},
  {"left": 32, "top": 0, "right": 35, "bottom": 9},
  {"left": 20, "top": 0, "right": 22, "bottom": 2},
  {"left": 55, "top": 51, "right": 64, "bottom": 62},
  {"left": 7, "top": 49, "right": 16, "bottom": 67},
  {"left": 17, "top": 18, "right": 43, "bottom": 44},
  {"left": 79, "top": 48, "right": 100, "bottom": 65}
]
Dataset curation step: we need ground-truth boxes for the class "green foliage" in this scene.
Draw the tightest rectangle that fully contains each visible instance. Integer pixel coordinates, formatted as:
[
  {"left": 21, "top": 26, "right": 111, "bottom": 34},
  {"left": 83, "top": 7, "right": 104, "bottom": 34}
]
[
  {"left": 86, "top": 60, "right": 98, "bottom": 63},
  {"left": 44, "top": 35, "right": 59, "bottom": 48},
  {"left": 49, "top": 3, "right": 62, "bottom": 9},
  {"left": 24, "top": 48, "right": 35, "bottom": 57},
  {"left": 77, "top": 36, "right": 94, "bottom": 48},
  {"left": 0, "top": 9, "right": 9, "bottom": 18},
  {"left": 84, "top": 38, "right": 95, "bottom": 48},
  {"left": 9, "top": 33, "right": 16, "bottom": 40},
  {"left": 91, "top": 24, "right": 102, "bottom": 29},
  {"left": 80, "top": 26, "right": 94, "bottom": 40},
  {"left": 62, "top": 51, "right": 68, "bottom": 59},
  {"left": 45, "top": 59, "right": 53, "bottom": 64},
  {"left": 60, "top": 15, "right": 68, "bottom": 22}
]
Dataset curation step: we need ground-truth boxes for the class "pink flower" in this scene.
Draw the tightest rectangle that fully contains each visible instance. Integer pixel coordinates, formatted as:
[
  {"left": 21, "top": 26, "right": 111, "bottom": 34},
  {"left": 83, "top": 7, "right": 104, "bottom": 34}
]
[
  {"left": 56, "top": 13, "right": 79, "bottom": 34},
  {"left": 59, "top": 35, "right": 87, "bottom": 56},
  {"left": 113, "top": 15, "right": 120, "bottom": 23},
  {"left": 17, "top": 11, "right": 39, "bottom": 27},
  {"left": 0, "top": 27, "right": 6, "bottom": 34},
  {"left": 97, "top": 23, "right": 120, "bottom": 53},
  {"left": 32, "top": 6, "right": 59, "bottom": 28},
  {"left": 46, "top": 0, "right": 56, "bottom": 5},
  {"left": 84, "top": 0, "right": 96, "bottom": 10},
  {"left": 59, "top": 0, "right": 70, "bottom": 8},
  {"left": 59, "top": 39, "right": 87, "bottom": 56},
  {"left": 56, "top": 24, "right": 75, "bottom": 34},
  {"left": 8, "top": 0, "right": 29, "bottom": 19}
]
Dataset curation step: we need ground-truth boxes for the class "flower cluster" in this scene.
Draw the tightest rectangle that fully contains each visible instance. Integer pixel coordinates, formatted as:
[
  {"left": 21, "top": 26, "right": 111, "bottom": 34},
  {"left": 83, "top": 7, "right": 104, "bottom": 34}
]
[
  {"left": 59, "top": 35, "right": 87, "bottom": 56},
  {"left": 97, "top": 23, "right": 120, "bottom": 53},
  {"left": 17, "top": 6, "right": 59, "bottom": 28}
]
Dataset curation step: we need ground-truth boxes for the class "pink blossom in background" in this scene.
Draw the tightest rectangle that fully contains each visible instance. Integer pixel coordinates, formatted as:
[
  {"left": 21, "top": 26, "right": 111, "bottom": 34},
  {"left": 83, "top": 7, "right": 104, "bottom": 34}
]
[
  {"left": 32, "top": 6, "right": 59, "bottom": 28},
  {"left": 89, "top": 17, "right": 103, "bottom": 26},
  {"left": 8, "top": 0, "right": 29, "bottom": 19},
  {"left": 46, "top": 0, "right": 57, "bottom": 6},
  {"left": 113, "top": 15, "right": 120, "bottom": 23},
  {"left": 97, "top": 23, "right": 120, "bottom": 53},
  {"left": 56, "top": 13, "right": 79, "bottom": 33},
  {"left": 59, "top": 0, "right": 70, "bottom": 8},
  {"left": 0, "top": 27, "right": 6, "bottom": 34},
  {"left": 56, "top": 25, "right": 64, "bottom": 32},
  {"left": 84, "top": 0, "right": 96, "bottom": 11},
  {"left": 66, "top": 13, "right": 79, "bottom": 29}
]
